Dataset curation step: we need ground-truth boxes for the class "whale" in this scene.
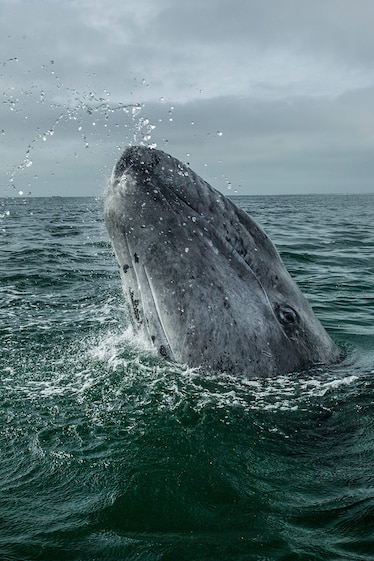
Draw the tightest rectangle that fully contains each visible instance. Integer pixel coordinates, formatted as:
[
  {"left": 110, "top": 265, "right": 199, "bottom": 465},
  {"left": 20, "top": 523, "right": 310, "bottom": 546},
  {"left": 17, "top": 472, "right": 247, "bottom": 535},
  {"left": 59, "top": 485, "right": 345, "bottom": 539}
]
[{"left": 104, "top": 146, "right": 340, "bottom": 378}]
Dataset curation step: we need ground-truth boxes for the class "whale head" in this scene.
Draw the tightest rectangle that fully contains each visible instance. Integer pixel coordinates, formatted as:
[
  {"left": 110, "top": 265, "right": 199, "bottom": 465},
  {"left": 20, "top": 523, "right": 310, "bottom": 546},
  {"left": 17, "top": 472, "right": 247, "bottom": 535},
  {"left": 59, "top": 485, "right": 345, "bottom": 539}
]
[{"left": 104, "top": 146, "right": 340, "bottom": 378}]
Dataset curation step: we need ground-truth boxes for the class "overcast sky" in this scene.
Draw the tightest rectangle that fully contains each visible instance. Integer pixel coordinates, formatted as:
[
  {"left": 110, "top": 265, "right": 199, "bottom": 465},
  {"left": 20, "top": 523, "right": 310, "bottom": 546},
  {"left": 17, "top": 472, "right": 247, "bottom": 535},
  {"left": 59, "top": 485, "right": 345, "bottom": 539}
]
[{"left": 1, "top": 0, "right": 374, "bottom": 197}]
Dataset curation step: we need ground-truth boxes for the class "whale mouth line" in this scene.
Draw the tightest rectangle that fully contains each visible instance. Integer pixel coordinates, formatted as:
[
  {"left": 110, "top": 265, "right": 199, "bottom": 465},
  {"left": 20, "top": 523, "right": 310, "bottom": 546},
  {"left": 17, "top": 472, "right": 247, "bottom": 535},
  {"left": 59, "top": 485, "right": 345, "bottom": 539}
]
[
  {"left": 115, "top": 227, "right": 175, "bottom": 361},
  {"left": 120, "top": 227, "right": 175, "bottom": 361},
  {"left": 142, "top": 265, "right": 175, "bottom": 361}
]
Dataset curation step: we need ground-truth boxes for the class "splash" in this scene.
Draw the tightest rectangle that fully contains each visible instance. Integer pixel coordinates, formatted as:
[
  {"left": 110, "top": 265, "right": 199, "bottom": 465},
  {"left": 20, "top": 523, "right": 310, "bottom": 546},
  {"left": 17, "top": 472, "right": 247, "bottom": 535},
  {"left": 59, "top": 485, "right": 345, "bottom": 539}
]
[{"left": 2, "top": 60, "right": 157, "bottom": 195}]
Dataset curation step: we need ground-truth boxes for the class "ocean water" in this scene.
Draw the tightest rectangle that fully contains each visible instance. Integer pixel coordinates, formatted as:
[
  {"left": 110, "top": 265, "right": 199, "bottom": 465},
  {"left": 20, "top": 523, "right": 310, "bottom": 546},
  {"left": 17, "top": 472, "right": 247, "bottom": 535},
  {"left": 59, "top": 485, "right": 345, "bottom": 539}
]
[{"left": 1, "top": 193, "right": 373, "bottom": 561}]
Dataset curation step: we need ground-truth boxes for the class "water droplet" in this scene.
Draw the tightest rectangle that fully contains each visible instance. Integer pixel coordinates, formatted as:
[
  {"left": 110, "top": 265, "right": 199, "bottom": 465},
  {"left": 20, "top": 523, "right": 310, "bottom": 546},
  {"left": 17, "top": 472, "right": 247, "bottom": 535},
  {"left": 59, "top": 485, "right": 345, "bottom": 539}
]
[
  {"left": 216, "top": 131, "right": 223, "bottom": 137},
  {"left": 131, "top": 105, "right": 142, "bottom": 117}
]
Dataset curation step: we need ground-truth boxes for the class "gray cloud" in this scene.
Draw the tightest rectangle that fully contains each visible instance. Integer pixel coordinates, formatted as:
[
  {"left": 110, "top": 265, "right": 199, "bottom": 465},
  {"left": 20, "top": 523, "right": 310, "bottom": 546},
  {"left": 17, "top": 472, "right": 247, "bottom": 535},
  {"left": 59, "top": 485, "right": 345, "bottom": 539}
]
[{"left": 1, "top": 0, "right": 374, "bottom": 196}]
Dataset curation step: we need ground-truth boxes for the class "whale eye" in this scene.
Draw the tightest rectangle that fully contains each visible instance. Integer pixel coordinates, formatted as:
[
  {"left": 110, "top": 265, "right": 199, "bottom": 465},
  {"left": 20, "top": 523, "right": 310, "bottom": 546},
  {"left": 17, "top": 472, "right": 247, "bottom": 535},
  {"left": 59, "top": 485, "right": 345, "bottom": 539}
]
[{"left": 276, "top": 305, "right": 299, "bottom": 326}]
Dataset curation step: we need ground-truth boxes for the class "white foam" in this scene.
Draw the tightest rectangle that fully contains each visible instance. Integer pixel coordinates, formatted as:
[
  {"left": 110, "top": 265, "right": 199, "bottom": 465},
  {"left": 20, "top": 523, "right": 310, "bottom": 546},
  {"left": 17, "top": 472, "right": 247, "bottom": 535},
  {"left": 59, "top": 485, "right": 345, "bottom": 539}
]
[{"left": 2, "top": 324, "right": 363, "bottom": 422}]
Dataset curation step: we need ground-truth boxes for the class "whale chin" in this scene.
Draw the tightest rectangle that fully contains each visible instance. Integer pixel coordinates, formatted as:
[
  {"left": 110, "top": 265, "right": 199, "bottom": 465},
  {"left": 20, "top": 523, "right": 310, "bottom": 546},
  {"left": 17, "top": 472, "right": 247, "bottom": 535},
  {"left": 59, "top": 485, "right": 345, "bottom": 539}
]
[{"left": 104, "top": 146, "right": 341, "bottom": 378}]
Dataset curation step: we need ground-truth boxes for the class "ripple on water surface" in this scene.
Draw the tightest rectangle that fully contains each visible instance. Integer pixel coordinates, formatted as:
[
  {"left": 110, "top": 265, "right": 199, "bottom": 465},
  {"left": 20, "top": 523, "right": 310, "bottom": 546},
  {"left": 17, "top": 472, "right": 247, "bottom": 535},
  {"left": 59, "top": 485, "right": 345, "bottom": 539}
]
[
  {"left": 1, "top": 326, "right": 373, "bottom": 560},
  {"left": 1, "top": 195, "right": 374, "bottom": 560}
]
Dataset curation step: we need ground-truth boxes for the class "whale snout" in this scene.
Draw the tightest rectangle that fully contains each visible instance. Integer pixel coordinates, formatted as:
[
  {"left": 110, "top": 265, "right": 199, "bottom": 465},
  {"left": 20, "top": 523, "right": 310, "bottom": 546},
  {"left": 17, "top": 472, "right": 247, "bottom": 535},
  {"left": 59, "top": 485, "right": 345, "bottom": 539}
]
[{"left": 113, "top": 146, "right": 163, "bottom": 181}]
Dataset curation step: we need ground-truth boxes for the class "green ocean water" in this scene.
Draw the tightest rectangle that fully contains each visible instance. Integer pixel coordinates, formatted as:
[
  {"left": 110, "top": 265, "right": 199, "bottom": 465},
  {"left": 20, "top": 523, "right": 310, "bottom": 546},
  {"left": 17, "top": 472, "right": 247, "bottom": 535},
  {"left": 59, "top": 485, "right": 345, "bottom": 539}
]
[{"left": 1, "top": 194, "right": 373, "bottom": 561}]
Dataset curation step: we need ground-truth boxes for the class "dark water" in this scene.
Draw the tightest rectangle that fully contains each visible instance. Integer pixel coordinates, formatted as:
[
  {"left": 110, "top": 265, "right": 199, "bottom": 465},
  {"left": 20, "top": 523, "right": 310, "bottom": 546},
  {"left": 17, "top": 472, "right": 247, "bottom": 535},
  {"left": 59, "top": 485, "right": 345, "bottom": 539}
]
[{"left": 1, "top": 194, "right": 373, "bottom": 561}]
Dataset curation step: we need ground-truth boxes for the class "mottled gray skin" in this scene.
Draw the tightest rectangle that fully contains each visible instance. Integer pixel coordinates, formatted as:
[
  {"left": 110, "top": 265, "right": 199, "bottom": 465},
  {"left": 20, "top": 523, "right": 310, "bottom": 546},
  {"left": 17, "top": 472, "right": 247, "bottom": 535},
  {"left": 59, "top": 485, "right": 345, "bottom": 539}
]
[{"left": 104, "top": 146, "right": 340, "bottom": 378}]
